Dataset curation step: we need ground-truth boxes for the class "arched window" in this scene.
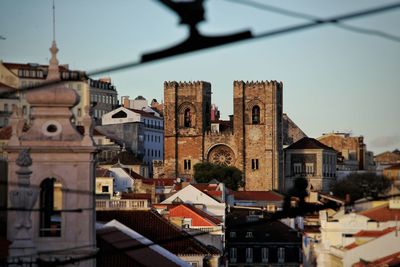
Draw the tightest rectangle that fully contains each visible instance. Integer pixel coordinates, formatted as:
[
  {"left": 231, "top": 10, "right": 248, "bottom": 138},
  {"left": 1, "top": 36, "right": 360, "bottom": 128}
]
[
  {"left": 252, "top": 105, "right": 260, "bottom": 124},
  {"left": 40, "top": 178, "right": 62, "bottom": 237},
  {"left": 184, "top": 108, "right": 192, "bottom": 127}
]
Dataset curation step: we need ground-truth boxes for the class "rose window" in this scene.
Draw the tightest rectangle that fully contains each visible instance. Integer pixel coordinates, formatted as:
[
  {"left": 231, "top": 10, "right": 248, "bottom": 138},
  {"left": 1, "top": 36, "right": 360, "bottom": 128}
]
[{"left": 208, "top": 146, "right": 235, "bottom": 166}]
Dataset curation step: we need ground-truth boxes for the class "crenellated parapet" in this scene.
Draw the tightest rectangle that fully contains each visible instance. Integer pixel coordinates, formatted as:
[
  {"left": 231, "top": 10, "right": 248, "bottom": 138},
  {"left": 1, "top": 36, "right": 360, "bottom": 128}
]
[
  {"left": 233, "top": 80, "right": 283, "bottom": 87},
  {"left": 164, "top": 80, "right": 211, "bottom": 90}
]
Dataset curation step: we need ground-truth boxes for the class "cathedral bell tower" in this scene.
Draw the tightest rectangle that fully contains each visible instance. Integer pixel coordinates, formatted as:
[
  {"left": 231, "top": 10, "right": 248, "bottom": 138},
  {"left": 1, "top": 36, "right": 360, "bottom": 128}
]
[{"left": 163, "top": 81, "right": 211, "bottom": 179}]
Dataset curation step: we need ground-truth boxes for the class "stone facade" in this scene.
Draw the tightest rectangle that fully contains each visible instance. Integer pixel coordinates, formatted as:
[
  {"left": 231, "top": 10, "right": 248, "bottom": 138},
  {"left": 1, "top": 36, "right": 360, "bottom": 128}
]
[
  {"left": 6, "top": 41, "right": 96, "bottom": 266},
  {"left": 163, "top": 80, "right": 283, "bottom": 191},
  {"left": 318, "top": 132, "right": 369, "bottom": 171},
  {"left": 282, "top": 113, "right": 307, "bottom": 146}
]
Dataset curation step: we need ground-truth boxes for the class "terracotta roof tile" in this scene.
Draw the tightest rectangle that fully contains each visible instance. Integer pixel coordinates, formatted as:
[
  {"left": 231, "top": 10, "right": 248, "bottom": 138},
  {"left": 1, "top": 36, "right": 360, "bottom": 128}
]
[
  {"left": 352, "top": 251, "right": 400, "bottom": 267},
  {"left": 0, "top": 126, "right": 12, "bottom": 140},
  {"left": 96, "top": 167, "right": 113, "bottom": 177},
  {"left": 144, "top": 179, "right": 176, "bottom": 186},
  {"left": 353, "top": 227, "right": 396, "bottom": 238},
  {"left": 97, "top": 226, "right": 182, "bottom": 267},
  {"left": 384, "top": 163, "right": 400, "bottom": 170},
  {"left": 169, "top": 204, "right": 222, "bottom": 226},
  {"left": 97, "top": 210, "right": 220, "bottom": 256},
  {"left": 345, "top": 242, "right": 359, "bottom": 250},
  {"left": 359, "top": 204, "right": 400, "bottom": 222},
  {"left": 121, "top": 193, "right": 152, "bottom": 201},
  {"left": 233, "top": 191, "right": 284, "bottom": 202}
]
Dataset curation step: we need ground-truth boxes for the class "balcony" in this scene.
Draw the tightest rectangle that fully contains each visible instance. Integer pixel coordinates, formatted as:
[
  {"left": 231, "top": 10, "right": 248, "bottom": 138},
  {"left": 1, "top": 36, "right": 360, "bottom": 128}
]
[{"left": 96, "top": 199, "right": 148, "bottom": 210}]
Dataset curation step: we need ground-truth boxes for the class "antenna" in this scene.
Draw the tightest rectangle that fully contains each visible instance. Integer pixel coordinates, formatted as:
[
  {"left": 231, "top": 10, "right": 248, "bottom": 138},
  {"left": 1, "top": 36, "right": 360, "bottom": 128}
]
[{"left": 52, "top": 0, "right": 56, "bottom": 42}]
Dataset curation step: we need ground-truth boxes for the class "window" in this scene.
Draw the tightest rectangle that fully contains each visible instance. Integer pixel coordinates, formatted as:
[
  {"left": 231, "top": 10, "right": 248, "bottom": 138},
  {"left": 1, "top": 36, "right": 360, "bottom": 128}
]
[
  {"left": 4, "top": 103, "right": 8, "bottom": 112},
  {"left": 251, "top": 159, "right": 259, "bottom": 170},
  {"left": 245, "top": 231, "right": 253, "bottom": 238},
  {"left": 40, "top": 178, "right": 62, "bottom": 237},
  {"left": 184, "top": 159, "right": 191, "bottom": 170},
  {"left": 246, "top": 248, "right": 253, "bottom": 263},
  {"left": 22, "top": 105, "right": 27, "bottom": 115},
  {"left": 262, "top": 248, "right": 269, "bottom": 263},
  {"left": 102, "top": 186, "right": 109, "bottom": 193},
  {"left": 252, "top": 105, "right": 260, "bottom": 124},
  {"left": 77, "top": 108, "right": 82, "bottom": 117},
  {"left": 278, "top": 247, "right": 285, "bottom": 263},
  {"left": 230, "top": 232, "right": 236, "bottom": 238},
  {"left": 306, "top": 163, "right": 314, "bottom": 175},
  {"left": 294, "top": 163, "right": 302, "bottom": 174},
  {"left": 230, "top": 248, "right": 237, "bottom": 263},
  {"left": 184, "top": 108, "right": 192, "bottom": 127}
]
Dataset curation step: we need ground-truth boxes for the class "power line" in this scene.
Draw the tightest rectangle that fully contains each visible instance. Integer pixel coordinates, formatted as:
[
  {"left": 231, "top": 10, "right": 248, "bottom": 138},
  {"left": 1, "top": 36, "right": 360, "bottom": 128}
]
[
  {"left": 225, "top": 0, "right": 400, "bottom": 43},
  {"left": 1, "top": 2, "right": 399, "bottom": 98}
]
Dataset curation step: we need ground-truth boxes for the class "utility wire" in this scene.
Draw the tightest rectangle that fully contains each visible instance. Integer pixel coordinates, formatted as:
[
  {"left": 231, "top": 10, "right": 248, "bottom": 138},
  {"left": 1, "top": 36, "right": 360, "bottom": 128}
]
[
  {"left": 225, "top": 0, "right": 400, "bottom": 43},
  {"left": 1, "top": 2, "right": 400, "bottom": 98}
]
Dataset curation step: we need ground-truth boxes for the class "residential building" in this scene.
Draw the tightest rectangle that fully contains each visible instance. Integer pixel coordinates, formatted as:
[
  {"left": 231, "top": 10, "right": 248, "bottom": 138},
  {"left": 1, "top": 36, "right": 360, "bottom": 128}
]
[
  {"left": 121, "top": 95, "right": 158, "bottom": 115},
  {"left": 284, "top": 137, "right": 337, "bottom": 193},
  {"left": 99, "top": 106, "right": 164, "bottom": 175},
  {"left": 100, "top": 150, "right": 149, "bottom": 178},
  {"left": 0, "top": 83, "right": 19, "bottom": 128},
  {"left": 0, "top": 61, "right": 90, "bottom": 126},
  {"left": 318, "top": 132, "right": 374, "bottom": 171},
  {"left": 374, "top": 150, "right": 400, "bottom": 174},
  {"left": 315, "top": 198, "right": 400, "bottom": 266},
  {"left": 163, "top": 80, "right": 283, "bottom": 191},
  {"left": 96, "top": 167, "right": 114, "bottom": 199},
  {"left": 161, "top": 183, "right": 227, "bottom": 221},
  {"left": 226, "top": 210, "right": 302, "bottom": 266},
  {"left": 383, "top": 163, "right": 400, "bottom": 182},
  {"left": 89, "top": 77, "right": 118, "bottom": 125},
  {"left": 166, "top": 203, "right": 224, "bottom": 251}
]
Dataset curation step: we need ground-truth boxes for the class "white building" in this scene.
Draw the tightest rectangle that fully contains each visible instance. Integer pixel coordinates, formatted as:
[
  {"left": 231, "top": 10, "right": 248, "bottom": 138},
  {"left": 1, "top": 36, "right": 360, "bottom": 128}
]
[
  {"left": 101, "top": 106, "right": 164, "bottom": 175},
  {"left": 315, "top": 198, "right": 400, "bottom": 266},
  {"left": 161, "top": 184, "right": 226, "bottom": 221}
]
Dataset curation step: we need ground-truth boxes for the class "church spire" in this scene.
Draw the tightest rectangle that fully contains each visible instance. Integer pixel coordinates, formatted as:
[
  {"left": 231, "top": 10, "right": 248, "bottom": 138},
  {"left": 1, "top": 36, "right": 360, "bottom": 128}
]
[{"left": 47, "top": 0, "right": 60, "bottom": 81}]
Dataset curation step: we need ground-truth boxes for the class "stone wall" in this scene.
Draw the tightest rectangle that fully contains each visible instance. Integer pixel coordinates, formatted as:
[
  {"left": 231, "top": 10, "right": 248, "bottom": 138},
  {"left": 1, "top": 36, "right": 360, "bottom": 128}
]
[{"left": 163, "top": 80, "right": 283, "bottom": 191}]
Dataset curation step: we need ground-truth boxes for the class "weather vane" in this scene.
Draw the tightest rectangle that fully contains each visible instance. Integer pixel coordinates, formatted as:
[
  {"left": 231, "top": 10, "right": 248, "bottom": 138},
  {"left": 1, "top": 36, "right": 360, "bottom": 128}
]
[{"left": 141, "top": 0, "right": 253, "bottom": 62}]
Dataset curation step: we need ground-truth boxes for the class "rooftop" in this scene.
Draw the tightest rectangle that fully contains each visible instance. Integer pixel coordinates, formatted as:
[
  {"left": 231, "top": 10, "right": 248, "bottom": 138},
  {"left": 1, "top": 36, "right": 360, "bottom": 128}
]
[
  {"left": 358, "top": 203, "right": 400, "bottom": 222},
  {"left": 233, "top": 191, "right": 284, "bottom": 202},
  {"left": 96, "top": 210, "right": 220, "bottom": 256},
  {"left": 285, "top": 137, "right": 336, "bottom": 151}
]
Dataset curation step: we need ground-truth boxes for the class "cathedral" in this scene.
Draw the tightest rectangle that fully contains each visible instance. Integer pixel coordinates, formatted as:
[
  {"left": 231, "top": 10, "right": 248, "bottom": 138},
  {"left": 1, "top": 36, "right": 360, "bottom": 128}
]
[{"left": 163, "top": 80, "right": 283, "bottom": 191}]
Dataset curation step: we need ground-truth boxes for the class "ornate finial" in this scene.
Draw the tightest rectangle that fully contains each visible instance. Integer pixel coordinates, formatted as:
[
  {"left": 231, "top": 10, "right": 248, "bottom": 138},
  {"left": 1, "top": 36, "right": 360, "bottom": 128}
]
[
  {"left": 46, "top": 0, "right": 60, "bottom": 81},
  {"left": 16, "top": 149, "right": 32, "bottom": 167},
  {"left": 52, "top": 0, "right": 56, "bottom": 42}
]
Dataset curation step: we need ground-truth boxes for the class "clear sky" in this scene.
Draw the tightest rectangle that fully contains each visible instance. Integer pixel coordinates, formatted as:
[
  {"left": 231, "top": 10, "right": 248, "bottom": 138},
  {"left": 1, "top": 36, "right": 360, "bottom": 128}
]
[{"left": 1, "top": 0, "right": 399, "bottom": 154}]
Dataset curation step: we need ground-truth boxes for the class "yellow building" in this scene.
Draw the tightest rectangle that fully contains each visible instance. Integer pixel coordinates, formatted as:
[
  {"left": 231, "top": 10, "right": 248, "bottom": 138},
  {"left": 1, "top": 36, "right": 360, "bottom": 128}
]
[{"left": 0, "top": 61, "right": 90, "bottom": 126}]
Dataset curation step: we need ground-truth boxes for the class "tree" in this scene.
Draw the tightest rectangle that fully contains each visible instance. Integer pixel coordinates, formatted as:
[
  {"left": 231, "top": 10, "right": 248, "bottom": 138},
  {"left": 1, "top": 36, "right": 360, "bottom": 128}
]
[
  {"left": 193, "top": 162, "right": 244, "bottom": 190},
  {"left": 330, "top": 172, "right": 392, "bottom": 202}
]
